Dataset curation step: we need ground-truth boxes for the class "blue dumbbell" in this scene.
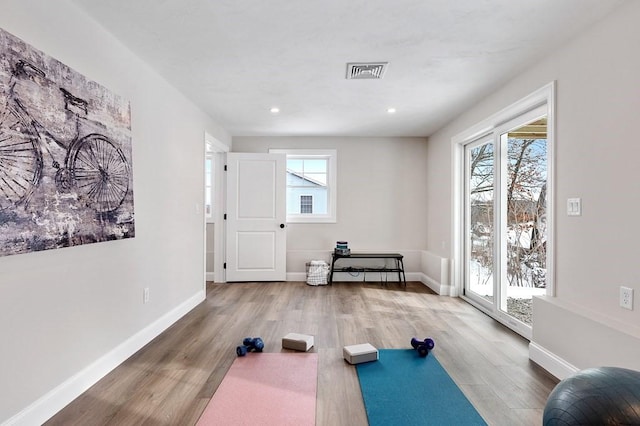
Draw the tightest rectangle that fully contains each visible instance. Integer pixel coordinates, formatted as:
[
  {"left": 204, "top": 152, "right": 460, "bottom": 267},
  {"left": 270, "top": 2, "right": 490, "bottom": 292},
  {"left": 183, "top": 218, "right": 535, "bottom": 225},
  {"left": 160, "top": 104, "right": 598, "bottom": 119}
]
[
  {"left": 243, "top": 337, "right": 264, "bottom": 352},
  {"left": 236, "top": 337, "right": 265, "bottom": 356},
  {"left": 411, "top": 337, "right": 435, "bottom": 357}
]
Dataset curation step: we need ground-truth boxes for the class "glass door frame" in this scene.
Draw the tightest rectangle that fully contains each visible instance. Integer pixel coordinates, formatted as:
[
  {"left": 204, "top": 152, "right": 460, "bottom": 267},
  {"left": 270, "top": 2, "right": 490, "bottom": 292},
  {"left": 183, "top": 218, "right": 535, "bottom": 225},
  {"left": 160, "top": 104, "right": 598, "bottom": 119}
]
[{"left": 452, "top": 83, "right": 555, "bottom": 340}]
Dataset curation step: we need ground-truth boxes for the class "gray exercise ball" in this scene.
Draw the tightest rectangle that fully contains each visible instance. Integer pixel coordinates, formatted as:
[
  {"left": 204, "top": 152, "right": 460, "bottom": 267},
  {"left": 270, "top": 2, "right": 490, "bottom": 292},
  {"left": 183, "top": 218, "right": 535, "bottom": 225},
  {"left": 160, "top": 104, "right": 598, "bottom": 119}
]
[{"left": 543, "top": 366, "right": 640, "bottom": 425}]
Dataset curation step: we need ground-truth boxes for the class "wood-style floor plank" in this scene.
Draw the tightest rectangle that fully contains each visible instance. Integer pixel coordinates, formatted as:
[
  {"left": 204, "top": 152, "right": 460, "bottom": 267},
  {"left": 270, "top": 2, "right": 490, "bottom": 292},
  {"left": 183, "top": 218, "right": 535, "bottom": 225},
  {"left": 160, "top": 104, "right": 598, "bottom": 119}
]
[{"left": 46, "top": 281, "right": 557, "bottom": 426}]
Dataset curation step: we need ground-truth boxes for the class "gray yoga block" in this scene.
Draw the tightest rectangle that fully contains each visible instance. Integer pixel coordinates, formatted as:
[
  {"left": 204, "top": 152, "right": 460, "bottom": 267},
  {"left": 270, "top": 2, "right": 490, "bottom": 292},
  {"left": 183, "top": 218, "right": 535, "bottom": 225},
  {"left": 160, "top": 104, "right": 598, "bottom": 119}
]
[
  {"left": 282, "top": 333, "right": 314, "bottom": 352},
  {"left": 343, "top": 343, "right": 379, "bottom": 364}
]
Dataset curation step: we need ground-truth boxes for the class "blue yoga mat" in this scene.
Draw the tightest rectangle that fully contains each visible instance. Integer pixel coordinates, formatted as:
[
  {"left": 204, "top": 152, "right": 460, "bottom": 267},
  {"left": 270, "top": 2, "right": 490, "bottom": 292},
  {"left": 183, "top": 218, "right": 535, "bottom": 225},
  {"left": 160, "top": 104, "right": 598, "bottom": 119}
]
[{"left": 356, "top": 349, "right": 487, "bottom": 425}]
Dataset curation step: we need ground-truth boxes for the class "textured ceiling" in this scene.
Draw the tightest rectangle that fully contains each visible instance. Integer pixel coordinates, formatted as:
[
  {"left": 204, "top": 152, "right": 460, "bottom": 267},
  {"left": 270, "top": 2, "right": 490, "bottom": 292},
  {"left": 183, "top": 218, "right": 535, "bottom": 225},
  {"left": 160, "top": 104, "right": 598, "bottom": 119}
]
[{"left": 71, "top": 0, "right": 624, "bottom": 137}]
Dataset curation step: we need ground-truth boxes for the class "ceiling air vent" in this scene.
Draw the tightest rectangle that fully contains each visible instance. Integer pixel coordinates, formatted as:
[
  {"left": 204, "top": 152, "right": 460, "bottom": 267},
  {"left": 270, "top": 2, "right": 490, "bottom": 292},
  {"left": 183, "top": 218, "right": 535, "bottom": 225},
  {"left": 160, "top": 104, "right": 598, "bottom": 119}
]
[{"left": 346, "top": 62, "right": 388, "bottom": 80}]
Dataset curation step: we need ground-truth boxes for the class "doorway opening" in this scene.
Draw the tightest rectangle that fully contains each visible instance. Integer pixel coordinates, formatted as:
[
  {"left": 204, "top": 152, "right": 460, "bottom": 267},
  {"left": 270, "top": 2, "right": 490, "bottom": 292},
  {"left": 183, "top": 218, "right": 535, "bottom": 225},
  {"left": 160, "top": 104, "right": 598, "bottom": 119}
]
[{"left": 204, "top": 133, "right": 228, "bottom": 284}]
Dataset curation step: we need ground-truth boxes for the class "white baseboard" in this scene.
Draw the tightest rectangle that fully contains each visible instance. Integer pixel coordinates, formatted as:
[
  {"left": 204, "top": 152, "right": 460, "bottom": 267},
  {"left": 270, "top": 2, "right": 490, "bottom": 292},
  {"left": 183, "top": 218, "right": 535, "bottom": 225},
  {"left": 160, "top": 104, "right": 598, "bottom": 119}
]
[
  {"left": 4, "top": 290, "right": 206, "bottom": 426},
  {"left": 272, "top": 269, "right": 447, "bottom": 292},
  {"left": 528, "top": 341, "right": 579, "bottom": 380},
  {"left": 286, "top": 272, "right": 307, "bottom": 281},
  {"left": 205, "top": 271, "right": 216, "bottom": 282},
  {"left": 404, "top": 272, "right": 422, "bottom": 282},
  {"left": 420, "top": 273, "right": 451, "bottom": 295},
  {"left": 285, "top": 272, "right": 422, "bottom": 284}
]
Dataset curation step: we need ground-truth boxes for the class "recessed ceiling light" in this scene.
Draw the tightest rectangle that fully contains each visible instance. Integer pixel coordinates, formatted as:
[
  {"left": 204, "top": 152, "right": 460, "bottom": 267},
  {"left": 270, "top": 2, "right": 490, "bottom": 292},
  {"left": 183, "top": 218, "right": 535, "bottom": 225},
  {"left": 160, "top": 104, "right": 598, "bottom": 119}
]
[
  {"left": 270, "top": 107, "right": 280, "bottom": 114},
  {"left": 387, "top": 108, "right": 396, "bottom": 114}
]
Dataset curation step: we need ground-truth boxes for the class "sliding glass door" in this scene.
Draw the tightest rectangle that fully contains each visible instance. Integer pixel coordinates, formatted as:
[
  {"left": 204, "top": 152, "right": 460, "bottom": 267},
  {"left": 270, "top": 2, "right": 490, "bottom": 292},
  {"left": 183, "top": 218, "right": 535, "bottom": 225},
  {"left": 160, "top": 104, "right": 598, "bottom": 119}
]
[{"left": 463, "top": 105, "right": 549, "bottom": 337}]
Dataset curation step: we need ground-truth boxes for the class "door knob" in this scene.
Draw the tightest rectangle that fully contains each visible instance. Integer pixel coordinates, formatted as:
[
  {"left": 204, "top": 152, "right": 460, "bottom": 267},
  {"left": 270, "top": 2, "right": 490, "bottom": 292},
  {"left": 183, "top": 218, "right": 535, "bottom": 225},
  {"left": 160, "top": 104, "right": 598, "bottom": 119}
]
[{"left": 280, "top": 224, "right": 285, "bottom": 228}]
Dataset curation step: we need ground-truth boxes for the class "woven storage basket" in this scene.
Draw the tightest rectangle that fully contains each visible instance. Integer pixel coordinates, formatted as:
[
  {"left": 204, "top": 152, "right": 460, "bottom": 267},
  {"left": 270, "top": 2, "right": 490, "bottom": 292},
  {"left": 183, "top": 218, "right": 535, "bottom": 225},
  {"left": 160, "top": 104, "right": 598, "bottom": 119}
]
[{"left": 306, "top": 260, "right": 329, "bottom": 286}]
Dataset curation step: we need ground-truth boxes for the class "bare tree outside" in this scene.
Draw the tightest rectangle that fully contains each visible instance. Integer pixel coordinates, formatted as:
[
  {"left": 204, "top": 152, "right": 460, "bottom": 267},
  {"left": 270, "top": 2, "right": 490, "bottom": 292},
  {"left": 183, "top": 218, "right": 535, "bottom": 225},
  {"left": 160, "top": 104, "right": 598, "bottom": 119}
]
[
  {"left": 505, "top": 120, "right": 547, "bottom": 290},
  {"left": 468, "top": 141, "right": 494, "bottom": 301}
]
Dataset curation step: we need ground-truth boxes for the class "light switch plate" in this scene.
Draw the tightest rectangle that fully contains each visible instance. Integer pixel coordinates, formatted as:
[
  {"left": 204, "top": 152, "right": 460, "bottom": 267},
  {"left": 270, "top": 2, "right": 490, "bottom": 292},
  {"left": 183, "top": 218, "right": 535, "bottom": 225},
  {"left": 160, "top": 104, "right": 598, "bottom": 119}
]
[{"left": 567, "top": 198, "right": 581, "bottom": 216}]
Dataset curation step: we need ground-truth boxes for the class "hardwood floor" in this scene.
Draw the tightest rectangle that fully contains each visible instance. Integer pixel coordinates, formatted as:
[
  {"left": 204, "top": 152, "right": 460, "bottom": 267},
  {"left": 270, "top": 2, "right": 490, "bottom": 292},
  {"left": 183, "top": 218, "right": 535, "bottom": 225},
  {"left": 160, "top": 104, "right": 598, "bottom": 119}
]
[{"left": 46, "top": 281, "right": 557, "bottom": 426}]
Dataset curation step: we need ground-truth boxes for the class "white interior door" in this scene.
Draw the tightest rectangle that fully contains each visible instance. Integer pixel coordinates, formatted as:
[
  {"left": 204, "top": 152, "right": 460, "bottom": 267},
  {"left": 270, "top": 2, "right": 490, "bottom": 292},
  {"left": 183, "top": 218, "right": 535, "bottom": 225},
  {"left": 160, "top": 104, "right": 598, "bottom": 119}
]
[{"left": 226, "top": 153, "right": 286, "bottom": 281}]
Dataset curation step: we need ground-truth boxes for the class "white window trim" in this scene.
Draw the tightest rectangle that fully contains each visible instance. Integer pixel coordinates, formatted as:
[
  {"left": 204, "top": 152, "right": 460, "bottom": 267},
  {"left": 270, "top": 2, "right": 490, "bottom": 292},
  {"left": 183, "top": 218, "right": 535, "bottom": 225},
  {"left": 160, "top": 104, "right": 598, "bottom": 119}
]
[{"left": 270, "top": 148, "right": 337, "bottom": 223}]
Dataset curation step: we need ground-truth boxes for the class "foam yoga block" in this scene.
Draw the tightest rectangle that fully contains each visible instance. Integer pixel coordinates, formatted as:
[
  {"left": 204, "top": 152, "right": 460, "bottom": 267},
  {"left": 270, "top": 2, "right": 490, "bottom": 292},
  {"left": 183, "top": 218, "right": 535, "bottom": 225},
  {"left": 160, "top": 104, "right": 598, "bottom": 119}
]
[
  {"left": 343, "top": 343, "right": 379, "bottom": 364},
  {"left": 282, "top": 333, "right": 314, "bottom": 352}
]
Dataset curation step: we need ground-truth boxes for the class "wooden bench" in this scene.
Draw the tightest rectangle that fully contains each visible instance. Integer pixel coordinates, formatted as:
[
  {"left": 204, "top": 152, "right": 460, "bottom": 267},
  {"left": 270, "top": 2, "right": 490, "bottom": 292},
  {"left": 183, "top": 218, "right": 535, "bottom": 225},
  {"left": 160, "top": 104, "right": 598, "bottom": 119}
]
[{"left": 328, "top": 252, "right": 406, "bottom": 286}]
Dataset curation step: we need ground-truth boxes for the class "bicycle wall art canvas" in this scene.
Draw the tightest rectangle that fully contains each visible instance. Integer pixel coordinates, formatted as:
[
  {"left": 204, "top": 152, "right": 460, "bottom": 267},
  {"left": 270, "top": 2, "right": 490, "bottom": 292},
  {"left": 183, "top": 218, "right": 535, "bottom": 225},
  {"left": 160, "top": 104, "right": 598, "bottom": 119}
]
[{"left": 0, "top": 27, "right": 135, "bottom": 257}]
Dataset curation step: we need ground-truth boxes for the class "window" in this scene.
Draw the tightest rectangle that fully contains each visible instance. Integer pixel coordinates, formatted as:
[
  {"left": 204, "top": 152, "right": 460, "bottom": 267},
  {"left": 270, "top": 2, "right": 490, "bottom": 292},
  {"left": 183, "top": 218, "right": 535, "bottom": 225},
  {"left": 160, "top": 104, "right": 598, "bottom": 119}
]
[
  {"left": 270, "top": 149, "right": 337, "bottom": 223},
  {"left": 300, "top": 195, "right": 313, "bottom": 214}
]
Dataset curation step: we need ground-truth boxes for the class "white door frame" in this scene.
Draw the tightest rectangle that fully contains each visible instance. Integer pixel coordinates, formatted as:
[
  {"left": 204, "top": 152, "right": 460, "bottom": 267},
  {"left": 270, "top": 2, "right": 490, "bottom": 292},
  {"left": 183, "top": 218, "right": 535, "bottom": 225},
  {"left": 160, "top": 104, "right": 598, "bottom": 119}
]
[{"left": 205, "top": 132, "right": 229, "bottom": 283}]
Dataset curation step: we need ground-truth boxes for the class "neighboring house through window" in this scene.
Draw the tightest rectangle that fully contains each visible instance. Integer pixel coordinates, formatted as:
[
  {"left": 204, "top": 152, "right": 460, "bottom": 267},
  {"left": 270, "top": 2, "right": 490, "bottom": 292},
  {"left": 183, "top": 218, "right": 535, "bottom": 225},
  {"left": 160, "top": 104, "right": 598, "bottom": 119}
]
[{"left": 270, "top": 149, "right": 337, "bottom": 223}]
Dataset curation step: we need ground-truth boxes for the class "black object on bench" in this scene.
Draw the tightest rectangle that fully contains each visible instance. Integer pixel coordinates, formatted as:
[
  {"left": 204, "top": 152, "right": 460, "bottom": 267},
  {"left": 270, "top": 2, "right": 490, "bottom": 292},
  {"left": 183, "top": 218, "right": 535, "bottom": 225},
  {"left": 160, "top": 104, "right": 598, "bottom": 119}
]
[{"left": 328, "top": 252, "right": 406, "bottom": 286}]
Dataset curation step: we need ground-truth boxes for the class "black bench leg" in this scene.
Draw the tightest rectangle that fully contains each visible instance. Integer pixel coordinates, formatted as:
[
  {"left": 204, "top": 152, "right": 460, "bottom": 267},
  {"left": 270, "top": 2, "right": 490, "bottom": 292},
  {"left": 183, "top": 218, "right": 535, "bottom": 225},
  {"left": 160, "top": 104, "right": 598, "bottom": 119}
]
[
  {"left": 399, "top": 258, "right": 406, "bottom": 287},
  {"left": 329, "top": 256, "right": 336, "bottom": 285}
]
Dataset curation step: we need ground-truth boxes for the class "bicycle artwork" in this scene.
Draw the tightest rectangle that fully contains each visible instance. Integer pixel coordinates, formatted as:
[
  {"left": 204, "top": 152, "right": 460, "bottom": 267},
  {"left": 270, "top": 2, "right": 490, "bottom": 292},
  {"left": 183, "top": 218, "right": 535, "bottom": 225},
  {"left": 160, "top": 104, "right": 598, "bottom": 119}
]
[{"left": 0, "top": 27, "right": 135, "bottom": 257}]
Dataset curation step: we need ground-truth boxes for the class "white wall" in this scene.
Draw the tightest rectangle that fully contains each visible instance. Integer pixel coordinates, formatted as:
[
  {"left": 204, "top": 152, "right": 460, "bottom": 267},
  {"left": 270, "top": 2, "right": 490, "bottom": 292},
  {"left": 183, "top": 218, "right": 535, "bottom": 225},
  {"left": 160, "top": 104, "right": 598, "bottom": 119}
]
[
  {"left": 425, "top": 0, "right": 640, "bottom": 377},
  {"left": 232, "top": 137, "right": 429, "bottom": 282},
  {"left": 0, "top": 1, "right": 231, "bottom": 423}
]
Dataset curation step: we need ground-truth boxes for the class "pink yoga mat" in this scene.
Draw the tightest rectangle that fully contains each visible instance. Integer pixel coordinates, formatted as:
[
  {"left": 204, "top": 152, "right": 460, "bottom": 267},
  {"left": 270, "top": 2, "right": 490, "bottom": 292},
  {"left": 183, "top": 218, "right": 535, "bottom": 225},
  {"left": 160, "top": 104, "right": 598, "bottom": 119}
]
[{"left": 197, "top": 353, "right": 318, "bottom": 426}]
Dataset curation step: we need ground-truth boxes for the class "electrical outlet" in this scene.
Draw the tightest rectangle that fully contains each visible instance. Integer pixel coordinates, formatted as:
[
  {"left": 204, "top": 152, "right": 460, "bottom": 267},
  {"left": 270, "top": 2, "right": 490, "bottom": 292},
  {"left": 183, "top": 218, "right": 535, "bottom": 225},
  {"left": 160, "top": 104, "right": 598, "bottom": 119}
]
[
  {"left": 620, "top": 286, "right": 633, "bottom": 310},
  {"left": 143, "top": 287, "right": 150, "bottom": 304}
]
